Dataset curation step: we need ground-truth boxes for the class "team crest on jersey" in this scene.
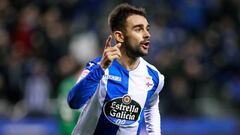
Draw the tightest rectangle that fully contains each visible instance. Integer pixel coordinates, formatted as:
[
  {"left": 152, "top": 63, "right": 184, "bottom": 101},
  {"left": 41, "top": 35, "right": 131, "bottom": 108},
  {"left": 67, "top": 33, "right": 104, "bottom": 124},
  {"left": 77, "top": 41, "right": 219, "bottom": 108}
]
[
  {"left": 103, "top": 95, "right": 141, "bottom": 127},
  {"left": 145, "top": 76, "right": 154, "bottom": 89}
]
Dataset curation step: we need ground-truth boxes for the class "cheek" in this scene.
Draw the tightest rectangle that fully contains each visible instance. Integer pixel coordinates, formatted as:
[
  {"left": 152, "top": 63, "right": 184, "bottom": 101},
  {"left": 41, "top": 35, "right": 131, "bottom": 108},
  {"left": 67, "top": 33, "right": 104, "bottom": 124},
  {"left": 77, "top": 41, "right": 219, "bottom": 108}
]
[{"left": 128, "top": 33, "right": 142, "bottom": 44}]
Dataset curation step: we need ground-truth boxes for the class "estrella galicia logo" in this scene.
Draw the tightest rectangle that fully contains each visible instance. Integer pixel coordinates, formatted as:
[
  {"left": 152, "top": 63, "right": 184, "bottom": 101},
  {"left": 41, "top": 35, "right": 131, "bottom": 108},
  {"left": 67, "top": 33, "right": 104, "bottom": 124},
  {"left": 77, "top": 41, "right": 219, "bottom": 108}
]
[{"left": 103, "top": 95, "right": 141, "bottom": 127}]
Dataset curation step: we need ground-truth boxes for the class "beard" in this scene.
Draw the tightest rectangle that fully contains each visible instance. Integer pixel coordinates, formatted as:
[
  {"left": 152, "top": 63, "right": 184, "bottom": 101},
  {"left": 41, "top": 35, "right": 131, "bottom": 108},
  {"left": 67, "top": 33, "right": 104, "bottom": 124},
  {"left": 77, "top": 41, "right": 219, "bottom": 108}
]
[{"left": 123, "top": 36, "right": 149, "bottom": 58}]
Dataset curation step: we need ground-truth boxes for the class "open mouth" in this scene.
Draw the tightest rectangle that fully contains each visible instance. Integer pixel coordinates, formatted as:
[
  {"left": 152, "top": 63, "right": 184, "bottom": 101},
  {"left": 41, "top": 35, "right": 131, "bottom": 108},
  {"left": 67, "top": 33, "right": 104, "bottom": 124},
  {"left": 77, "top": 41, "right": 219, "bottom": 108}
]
[{"left": 141, "top": 41, "right": 150, "bottom": 49}]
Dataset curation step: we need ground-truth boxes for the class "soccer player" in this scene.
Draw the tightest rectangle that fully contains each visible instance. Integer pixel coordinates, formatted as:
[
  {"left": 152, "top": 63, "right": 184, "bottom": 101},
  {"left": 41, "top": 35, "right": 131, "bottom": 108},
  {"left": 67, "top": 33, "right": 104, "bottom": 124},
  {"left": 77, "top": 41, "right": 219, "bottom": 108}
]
[{"left": 67, "top": 3, "right": 165, "bottom": 135}]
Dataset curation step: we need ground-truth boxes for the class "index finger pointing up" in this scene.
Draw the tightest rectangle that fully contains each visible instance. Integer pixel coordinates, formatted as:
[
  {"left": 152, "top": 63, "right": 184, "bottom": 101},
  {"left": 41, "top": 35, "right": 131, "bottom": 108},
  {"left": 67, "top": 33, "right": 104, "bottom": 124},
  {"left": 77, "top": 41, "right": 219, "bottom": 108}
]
[{"left": 105, "top": 35, "right": 112, "bottom": 49}]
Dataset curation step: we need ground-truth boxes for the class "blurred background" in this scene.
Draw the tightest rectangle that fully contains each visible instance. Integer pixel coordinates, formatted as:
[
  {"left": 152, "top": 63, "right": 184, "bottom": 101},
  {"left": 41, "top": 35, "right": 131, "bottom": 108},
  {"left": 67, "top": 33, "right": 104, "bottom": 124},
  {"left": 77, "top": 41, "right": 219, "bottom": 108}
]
[{"left": 0, "top": 0, "right": 239, "bottom": 135}]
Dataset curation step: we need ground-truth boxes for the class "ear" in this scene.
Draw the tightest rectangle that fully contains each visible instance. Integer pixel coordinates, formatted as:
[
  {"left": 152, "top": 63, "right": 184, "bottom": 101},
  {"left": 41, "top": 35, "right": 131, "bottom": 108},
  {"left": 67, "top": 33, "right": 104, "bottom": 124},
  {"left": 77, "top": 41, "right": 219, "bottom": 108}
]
[{"left": 113, "top": 31, "right": 124, "bottom": 43}]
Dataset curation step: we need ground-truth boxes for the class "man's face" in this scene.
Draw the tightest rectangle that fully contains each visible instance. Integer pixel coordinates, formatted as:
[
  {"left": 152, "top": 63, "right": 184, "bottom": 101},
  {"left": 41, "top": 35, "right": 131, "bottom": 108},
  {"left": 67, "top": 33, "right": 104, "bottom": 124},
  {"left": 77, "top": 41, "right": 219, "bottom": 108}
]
[{"left": 123, "top": 14, "right": 150, "bottom": 58}]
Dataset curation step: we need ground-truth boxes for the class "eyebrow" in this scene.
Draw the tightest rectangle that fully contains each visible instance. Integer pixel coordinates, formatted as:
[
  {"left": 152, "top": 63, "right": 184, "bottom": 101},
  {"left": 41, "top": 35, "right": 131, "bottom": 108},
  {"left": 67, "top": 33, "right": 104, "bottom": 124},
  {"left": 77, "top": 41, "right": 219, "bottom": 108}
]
[{"left": 132, "top": 24, "right": 150, "bottom": 29}]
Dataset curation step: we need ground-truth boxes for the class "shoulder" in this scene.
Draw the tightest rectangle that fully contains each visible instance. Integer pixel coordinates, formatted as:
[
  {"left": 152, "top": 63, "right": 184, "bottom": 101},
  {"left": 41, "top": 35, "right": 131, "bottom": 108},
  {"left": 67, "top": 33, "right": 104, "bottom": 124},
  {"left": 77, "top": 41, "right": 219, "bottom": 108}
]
[
  {"left": 85, "top": 56, "right": 102, "bottom": 69},
  {"left": 140, "top": 58, "right": 164, "bottom": 82},
  {"left": 87, "top": 56, "right": 102, "bottom": 65}
]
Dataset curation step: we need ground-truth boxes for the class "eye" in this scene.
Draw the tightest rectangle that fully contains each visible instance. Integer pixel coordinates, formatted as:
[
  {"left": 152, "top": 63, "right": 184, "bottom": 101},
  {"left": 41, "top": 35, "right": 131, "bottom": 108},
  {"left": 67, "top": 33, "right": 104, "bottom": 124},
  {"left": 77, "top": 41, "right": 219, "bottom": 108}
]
[
  {"left": 135, "top": 27, "right": 142, "bottom": 32},
  {"left": 135, "top": 28, "right": 141, "bottom": 32},
  {"left": 146, "top": 27, "right": 150, "bottom": 32}
]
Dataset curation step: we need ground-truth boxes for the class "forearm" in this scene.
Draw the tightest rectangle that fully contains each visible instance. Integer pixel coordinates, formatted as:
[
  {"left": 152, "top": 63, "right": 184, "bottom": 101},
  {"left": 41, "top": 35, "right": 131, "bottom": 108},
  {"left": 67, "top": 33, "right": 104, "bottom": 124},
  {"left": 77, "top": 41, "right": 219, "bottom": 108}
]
[{"left": 67, "top": 64, "right": 104, "bottom": 109}]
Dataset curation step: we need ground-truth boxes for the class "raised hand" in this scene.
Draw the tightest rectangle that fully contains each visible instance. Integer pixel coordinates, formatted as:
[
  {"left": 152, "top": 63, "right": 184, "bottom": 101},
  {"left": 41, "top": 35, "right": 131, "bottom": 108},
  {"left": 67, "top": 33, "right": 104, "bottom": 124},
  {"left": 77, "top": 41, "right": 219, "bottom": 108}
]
[{"left": 100, "top": 35, "right": 122, "bottom": 69}]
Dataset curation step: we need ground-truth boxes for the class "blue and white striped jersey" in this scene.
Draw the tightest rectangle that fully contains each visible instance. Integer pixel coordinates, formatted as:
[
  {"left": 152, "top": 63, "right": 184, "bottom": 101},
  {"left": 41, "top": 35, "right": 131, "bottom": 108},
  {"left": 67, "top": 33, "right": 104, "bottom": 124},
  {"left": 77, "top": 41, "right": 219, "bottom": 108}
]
[{"left": 68, "top": 56, "right": 164, "bottom": 135}]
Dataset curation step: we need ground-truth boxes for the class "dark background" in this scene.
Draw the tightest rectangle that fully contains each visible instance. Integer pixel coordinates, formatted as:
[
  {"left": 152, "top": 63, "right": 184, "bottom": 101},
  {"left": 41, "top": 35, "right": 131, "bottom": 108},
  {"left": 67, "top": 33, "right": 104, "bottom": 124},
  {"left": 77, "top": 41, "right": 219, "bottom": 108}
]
[{"left": 0, "top": 0, "right": 239, "bottom": 134}]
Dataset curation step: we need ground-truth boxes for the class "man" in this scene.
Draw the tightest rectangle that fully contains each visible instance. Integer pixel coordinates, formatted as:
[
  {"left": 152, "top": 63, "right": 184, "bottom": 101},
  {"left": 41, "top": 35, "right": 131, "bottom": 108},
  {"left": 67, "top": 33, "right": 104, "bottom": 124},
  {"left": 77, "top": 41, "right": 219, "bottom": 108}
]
[{"left": 67, "top": 3, "right": 164, "bottom": 135}]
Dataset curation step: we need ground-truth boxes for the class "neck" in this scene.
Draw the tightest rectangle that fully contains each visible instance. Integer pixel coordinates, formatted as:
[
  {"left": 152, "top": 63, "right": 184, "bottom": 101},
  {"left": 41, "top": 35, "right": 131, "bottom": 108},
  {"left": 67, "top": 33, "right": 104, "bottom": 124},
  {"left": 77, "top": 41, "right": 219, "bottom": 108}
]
[{"left": 117, "top": 53, "right": 140, "bottom": 71}]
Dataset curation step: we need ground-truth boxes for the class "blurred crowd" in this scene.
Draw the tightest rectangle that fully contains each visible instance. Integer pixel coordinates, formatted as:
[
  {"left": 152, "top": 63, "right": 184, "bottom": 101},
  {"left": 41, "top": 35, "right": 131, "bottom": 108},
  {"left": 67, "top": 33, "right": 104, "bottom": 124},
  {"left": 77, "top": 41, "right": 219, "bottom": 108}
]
[{"left": 0, "top": 0, "right": 239, "bottom": 130}]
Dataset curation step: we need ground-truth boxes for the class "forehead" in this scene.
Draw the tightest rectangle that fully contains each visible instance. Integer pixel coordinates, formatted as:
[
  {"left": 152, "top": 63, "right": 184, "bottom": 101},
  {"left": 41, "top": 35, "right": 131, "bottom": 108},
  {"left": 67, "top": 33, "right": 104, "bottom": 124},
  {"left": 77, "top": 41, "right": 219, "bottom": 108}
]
[{"left": 126, "top": 15, "right": 149, "bottom": 28}]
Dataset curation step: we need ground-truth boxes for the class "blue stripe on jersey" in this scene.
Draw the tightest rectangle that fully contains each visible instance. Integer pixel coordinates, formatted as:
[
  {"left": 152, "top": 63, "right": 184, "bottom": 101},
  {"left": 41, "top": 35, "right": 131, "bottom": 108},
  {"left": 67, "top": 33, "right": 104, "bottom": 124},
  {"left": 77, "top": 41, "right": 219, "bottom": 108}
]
[
  {"left": 93, "top": 108, "right": 119, "bottom": 135},
  {"left": 94, "top": 60, "right": 130, "bottom": 135},
  {"left": 136, "top": 111, "right": 145, "bottom": 135},
  {"left": 107, "top": 60, "right": 129, "bottom": 98},
  {"left": 136, "top": 66, "right": 160, "bottom": 135}
]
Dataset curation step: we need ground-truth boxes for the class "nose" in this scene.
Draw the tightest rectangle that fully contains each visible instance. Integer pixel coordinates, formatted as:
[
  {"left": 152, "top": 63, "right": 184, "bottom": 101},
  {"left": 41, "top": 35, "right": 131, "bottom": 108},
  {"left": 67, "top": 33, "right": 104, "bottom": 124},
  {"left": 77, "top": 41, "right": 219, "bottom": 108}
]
[{"left": 143, "top": 30, "right": 150, "bottom": 39}]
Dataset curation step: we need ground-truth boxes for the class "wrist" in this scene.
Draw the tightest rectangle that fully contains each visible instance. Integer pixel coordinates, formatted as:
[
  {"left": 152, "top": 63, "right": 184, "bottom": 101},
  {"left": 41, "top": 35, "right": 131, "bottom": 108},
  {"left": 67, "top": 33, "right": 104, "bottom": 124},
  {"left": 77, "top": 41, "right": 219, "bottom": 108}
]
[
  {"left": 100, "top": 62, "right": 107, "bottom": 70},
  {"left": 99, "top": 62, "right": 107, "bottom": 70}
]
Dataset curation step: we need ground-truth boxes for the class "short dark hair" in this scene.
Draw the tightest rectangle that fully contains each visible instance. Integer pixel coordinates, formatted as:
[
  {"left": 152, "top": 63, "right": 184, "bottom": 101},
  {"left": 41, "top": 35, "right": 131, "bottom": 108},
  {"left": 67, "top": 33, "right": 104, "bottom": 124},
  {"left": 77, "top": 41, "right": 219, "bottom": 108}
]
[{"left": 108, "top": 3, "right": 146, "bottom": 32}]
